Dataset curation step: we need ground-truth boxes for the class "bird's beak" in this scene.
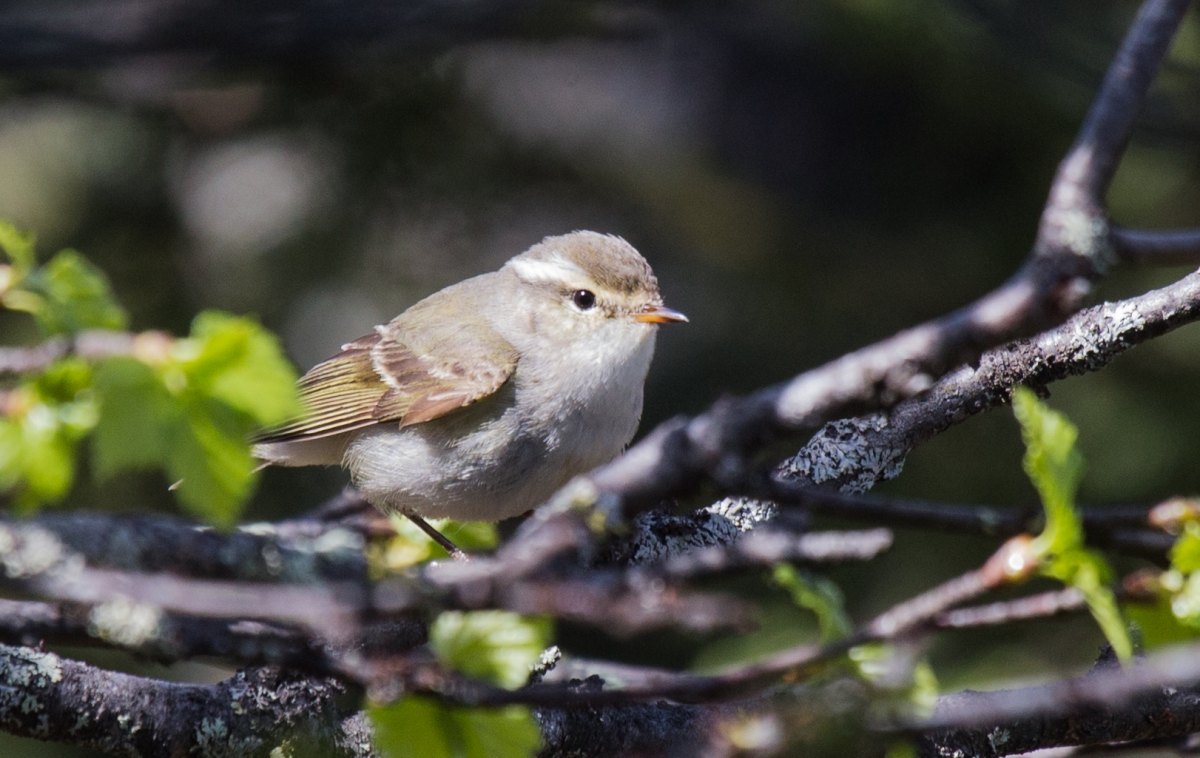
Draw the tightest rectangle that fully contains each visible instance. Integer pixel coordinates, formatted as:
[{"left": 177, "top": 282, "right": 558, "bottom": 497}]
[{"left": 633, "top": 304, "right": 689, "bottom": 324}]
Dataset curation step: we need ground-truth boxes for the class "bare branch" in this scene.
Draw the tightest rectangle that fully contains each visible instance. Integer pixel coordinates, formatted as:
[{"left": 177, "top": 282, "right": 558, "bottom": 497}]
[
  {"left": 916, "top": 644, "right": 1200, "bottom": 757},
  {"left": 1112, "top": 225, "right": 1200, "bottom": 265},
  {"left": 782, "top": 266, "right": 1200, "bottom": 496},
  {"left": 933, "top": 588, "right": 1087, "bottom": 629},
  {"left": 0, "top": 646, "right": 374, "bottom": 757},
  {"left": 657, "top": 527, "right": 894, "bottom": 580},
  {"left": 0, "top": 330, "right": 156, "bottom": 377}
]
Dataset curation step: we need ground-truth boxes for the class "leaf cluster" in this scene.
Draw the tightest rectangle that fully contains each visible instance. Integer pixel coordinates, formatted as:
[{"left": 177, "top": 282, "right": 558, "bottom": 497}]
[{"left": 0, "top": 221, "right": 301, "bottom": 526}]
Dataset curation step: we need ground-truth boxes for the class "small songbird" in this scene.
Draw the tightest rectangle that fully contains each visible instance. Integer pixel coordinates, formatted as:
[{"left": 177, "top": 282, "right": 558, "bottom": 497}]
[{"left": 255, "top": 231, "right": 686, "bottom": 535}]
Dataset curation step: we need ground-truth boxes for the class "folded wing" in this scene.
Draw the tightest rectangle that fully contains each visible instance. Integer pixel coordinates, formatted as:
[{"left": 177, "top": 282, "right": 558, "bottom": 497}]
[{"left": 258, "top": 315, "right": 518, "bottom": 444}]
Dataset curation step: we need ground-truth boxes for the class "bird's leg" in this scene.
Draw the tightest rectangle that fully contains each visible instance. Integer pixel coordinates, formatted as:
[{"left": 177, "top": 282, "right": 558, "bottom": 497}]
[{"left": 404, "top": 511, "right": 469, "bottom": 562}]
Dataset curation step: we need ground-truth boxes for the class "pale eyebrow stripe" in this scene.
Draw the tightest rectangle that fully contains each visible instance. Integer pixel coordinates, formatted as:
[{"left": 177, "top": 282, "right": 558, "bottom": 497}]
[{"left": 507, "top": 256, "right": 586, "bottom": 285}]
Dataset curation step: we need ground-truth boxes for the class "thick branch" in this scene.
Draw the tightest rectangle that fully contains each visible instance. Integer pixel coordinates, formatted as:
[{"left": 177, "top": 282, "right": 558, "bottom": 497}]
[
  {"left": 0, "top": 646, "right": 374, "bottom": 757},
  {"left": 917, "top": 644, "right": 1200, "bottom": 757},
  {"left": 782, "top": 266, "right": 1200, "bottom": 495}
]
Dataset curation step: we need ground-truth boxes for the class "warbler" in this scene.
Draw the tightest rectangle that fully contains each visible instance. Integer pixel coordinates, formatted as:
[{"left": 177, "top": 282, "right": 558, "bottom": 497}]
[{"left": 255, "top": 231, "right": 686, "bottom": 530}]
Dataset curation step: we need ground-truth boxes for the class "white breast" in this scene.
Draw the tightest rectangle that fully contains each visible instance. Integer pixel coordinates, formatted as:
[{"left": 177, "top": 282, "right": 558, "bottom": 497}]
[{"left": 343, "top": 324, "right": 657, "bottom": 522}]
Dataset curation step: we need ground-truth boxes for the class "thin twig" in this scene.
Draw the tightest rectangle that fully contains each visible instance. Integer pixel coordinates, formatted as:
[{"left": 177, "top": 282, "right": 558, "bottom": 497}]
[
  {"left": 934, "top": 588, "right": 1087, "bottom": 629},
  {"left": 1112, "top": 225, "right": 1200, "bottom": 265}
]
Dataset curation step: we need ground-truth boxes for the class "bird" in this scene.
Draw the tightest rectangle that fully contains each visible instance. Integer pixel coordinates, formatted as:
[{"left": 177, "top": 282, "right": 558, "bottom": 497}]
[{"left": 254, "top": 231, "right": 687, "bottom": 552}]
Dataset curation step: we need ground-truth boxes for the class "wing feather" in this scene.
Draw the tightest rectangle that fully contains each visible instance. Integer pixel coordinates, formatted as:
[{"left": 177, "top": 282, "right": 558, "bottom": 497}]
[{"left": 256, "top": 304, "right": 517, "bottom": 444}]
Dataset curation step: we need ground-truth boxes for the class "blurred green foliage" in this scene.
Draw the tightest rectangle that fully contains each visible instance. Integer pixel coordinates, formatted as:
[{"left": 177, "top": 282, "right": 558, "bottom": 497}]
[
  {"left": 369, "top": 611, "right": 551, "bottom": 758},
  {"left": 771, "top": 562, "right": 852, "bottom": 642},
  {"left": 430, "top": 611, "right": 553, "bottom": 690},
  {"left": 1125, "top": 510, "right": 1200, "bottom": 647},
  {"left": 0, "top": 222, "right": 301, "bottom": 526},
  {"left": 368, "top": 513, "right": 499, "bottom": 574},
  {"left": 371, "top": 699, "right": 540, "bottom": 758}
]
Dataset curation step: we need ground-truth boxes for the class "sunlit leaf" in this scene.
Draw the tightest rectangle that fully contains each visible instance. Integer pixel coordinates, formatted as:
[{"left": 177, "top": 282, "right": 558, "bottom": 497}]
[
  {"left": 1012, "top": 388, "right": 1131, "bottom": 661},
  {"left": 180, "top": 311, "right": 302, "bottom": 426},
  {"left": 848, "top": 643, "right": 939, "bottom": 720},
  {"left": 0, "top": 396, "right": 82, "bottom": 512},
  {"left": 371, "top": 698, "right": 539, "bottom": 758},
  {"left": 1171, "top": 522, "right": 1200, "bottom": 573},
  {"left": 431, "top": 611, "right": 552, "bottom": 689},
  {"left": 1127, "top": 599, "right": 1200, "bottom": 648},
  {"left": 1011, "top": 387, "right": 1085, "bottom": 557},
  {"left": 458, "top": 706, "right": 541, "bottom": 758},
  {"left": 1043, "top": 548, "right": 1132, "bottom": 660},
  {"left": 371, "top": 514, "right": 500, "bottom": 572},
  {"left": 772, "top": 563, "right": 851, "bottom": 642}
]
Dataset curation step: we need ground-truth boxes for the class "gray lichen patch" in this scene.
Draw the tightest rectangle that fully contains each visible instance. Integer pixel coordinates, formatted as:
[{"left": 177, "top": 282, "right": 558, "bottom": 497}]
[
  {"left": 618, "top": 498, "right": 776, "bottom": 565},
  {"left": 0, "top": 644, "right": 63, "bottom": 737},
  {"left": 0, "top": 644, "right": 63, "bottom": 688},
  {"left": 779, "top": 413, "right": 907, "bottom": 493}
]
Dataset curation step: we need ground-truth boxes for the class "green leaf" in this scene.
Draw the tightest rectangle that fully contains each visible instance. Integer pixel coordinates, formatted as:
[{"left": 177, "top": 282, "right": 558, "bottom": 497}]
[
  {"left": 371, "top": 698, "right": 539, "bottom": 758},
  {"left": 92, "top": 357, "right": 176, "bottom": 477},
  {"left": 1171, "top": 522, "right": 1200, "bottom": 573},
  {"left": 93, "top": 357, "right": 261, "bottom": 527},
  {"left": 1167, "top": 570, "right": 1200, "bottom": 629},
  {"left": 166, "top": 399, "right": 258, "bottom": 528},
  {"left": 771, "top": 563, "right": 851, "bottom": 642},
  {"left": 431, "top": 612, "right": 552, "bottom": 689},
  {"left": 886, "top": 741, "right": 919, "bottom": 758},
  {"left": 1012, "top": 387, "right": 1086, "bottom": 557},
  {"left": 1011, "top": 389, "right": 1081, "bottom": 551},
  {"left": 0, "top": 393, "right": 82, "bottom": 512},
  {"left": 848, "top": 643, "right": 939, "bottom": 720},
  {"left": 459, "top": 706, "right": 541, "bottom": 758},
  {"left": 0, "top": 220, "right": 35, "bottom": 274},
  {"left": 1013, "top": 388, "right": 1131, "bottom": 661},
  {"left": 179, "top": 311, "right": 301, "bottom": 426},
  {"left": 13, "top": 250, "right": 128, "bottom": 336},
  {"left": 1127, "top": 600, "right": 1200, "bottom": 649},
  {"left": 1043, "top": 548, "right": 1132, "bottom": 660}
]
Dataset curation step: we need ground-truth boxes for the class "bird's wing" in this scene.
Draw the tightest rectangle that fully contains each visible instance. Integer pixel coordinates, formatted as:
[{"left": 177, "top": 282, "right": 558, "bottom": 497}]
[{"left": 257, "top": 316, "right": 518, "bottom": 443}]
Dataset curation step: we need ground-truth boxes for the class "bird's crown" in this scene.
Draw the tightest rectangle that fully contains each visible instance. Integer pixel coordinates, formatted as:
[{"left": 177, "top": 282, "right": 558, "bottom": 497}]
[{"left": 505, "top": 231, "right": 660, "bottom": 299}]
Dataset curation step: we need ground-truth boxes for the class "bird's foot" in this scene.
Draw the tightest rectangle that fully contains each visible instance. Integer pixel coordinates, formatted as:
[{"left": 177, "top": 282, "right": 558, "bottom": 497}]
[{"left": 404, "top": 511, "right": 469, "bottom": 562}]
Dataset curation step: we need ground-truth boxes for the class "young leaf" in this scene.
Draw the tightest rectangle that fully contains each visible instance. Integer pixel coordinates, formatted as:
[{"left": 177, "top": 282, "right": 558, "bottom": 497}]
[
  {"left": 430, "top": 611, "right": 553, "bottom": 689},
  {"left": 178, "top": 311, "right": 302, "bottom": 426},
  {"left": 370, "top": 516, "right": 500, "bottom": 574},
  {"left": 1126, "top": 600, "right": 1200, "bottom": 648},
  {"left": 370, "top": 698, "right": 539, "bottom": 758},
  {"left": 1011, "top": 387, "right": 1084, "bottom": 557},
  {"left": 772, "top": 563, "right": 852, "bottom": 642},
  {"left": 1042, "top": 548, "right": 1132, "bottom": 660},
  {"left": 1012, "top": 388, "right": 1132, "bottom": 661}
]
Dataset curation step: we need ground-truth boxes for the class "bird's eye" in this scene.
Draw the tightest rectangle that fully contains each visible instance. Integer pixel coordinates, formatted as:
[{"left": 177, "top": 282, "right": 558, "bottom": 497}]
[{"left": 572, "top": 290, "right": 596, "bottom": 310}]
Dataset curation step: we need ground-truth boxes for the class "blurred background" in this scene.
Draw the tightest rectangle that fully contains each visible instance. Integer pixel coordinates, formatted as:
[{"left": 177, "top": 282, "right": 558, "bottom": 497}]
[{"left": 2, "top": 0, "right": 1200, "bottom": 754}]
